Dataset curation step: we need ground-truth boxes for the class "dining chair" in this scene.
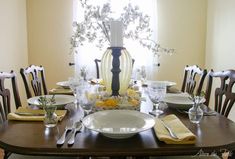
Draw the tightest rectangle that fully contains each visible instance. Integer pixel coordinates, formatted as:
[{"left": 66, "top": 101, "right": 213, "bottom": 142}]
[
  {"left": 20, "top": 65, "right": 48, "bottom": 99},
  {"left": 204, "top": 69, "right": 235, "bottom": 117},
  {"left": 0, "top": 71, "right": 22, "bottom": 159},
  {"left": 0, "top": 71, "right": 21, "bottom": 123},
  {"left": 181, "top": 65, "right": 207, "bottom": 96},
  {"left": 94, "top": 58, "right": 135, "bottom": 79},
  {"left": 0, "top": 71, "right": 80, "bottom": 159}
]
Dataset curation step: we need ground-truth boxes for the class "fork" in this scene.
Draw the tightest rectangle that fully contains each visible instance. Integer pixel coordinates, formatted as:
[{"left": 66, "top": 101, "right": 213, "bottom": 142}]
[
  {"left": 67, "top": 121, "right": 82, "bottom": 145},
  {"left": 160, "top": 119, "right": 179, "bottom": 139},
  {"left": 57, "top": 120, "right": 74, "bottom": 145}
]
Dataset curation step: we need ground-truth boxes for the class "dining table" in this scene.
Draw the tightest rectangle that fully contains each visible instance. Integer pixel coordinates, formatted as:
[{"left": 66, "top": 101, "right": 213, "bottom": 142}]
[{"left": 1, "top": 86, "right": 235, "bottom": 158}]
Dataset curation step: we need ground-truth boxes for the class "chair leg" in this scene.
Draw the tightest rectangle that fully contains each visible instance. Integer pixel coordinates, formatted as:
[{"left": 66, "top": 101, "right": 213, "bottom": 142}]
[{"left": 3, "top": 150, "right": 11, "bottom": 159}]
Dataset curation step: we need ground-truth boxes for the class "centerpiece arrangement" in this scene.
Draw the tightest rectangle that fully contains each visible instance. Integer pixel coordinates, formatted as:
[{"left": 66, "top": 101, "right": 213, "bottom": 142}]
[{"left": 71, "top": 0, "right": 174, "bottom": 108}]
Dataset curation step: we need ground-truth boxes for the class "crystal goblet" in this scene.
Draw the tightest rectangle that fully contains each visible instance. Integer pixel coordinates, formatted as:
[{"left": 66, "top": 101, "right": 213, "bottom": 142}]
[
  {"left": 79, "top": 85, "right": 97, "bottom": 117},
  {"left": 148, "top": 81, "right": 166, "bottom": 116},
  {"left": 68, "top": 77, "right": 82, "bottom": 104}
]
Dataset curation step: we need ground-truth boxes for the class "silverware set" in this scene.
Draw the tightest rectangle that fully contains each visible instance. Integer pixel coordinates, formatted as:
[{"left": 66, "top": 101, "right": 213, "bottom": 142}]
[{"left": 57, "top": 120, "right": 82, "bottom": 145}]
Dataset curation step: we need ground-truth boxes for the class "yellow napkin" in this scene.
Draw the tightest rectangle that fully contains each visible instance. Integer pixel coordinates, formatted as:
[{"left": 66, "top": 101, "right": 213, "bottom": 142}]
[
  {"left": 7, "top": 107, "right": 67, "bottom": 122},
  {"left": 49, "top": 88, "right": 73, "bottom": 95},
  {"left": 154, "top": 114, "right": 196, "bottom": 144}
]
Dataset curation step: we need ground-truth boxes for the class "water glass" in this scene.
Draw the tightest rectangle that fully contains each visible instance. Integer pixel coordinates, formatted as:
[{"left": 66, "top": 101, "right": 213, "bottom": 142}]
[{"left": 148, "top": 81, "right": 167, "bottom": 116}]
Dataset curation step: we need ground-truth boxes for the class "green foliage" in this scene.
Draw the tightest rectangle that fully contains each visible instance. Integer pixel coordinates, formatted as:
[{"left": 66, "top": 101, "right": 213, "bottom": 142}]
[{"left": 38, "top": 95, "right": 56, "bottom": 108}]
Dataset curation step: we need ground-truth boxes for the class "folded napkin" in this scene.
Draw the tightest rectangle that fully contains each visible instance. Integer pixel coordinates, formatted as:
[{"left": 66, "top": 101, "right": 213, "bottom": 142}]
[
  {"left": 154, "top": 114, "right": 196, "bottom": 144},
  {"left": 49, "top": 88, "right": 73, "bottom": 95},
  {"left": 7, "top": 107, "right": 67, "bottom": 122}
]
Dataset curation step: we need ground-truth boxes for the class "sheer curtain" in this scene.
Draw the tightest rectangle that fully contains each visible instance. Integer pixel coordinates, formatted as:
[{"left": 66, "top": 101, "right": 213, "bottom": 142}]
[{"left": 73, "top": 0, "right": 158, "bottom": 80}]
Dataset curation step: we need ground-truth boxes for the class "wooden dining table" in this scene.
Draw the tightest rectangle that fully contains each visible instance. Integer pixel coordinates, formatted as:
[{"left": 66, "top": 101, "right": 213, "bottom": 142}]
[{"left": 1, "top": 88, "right": 235, "bottom": 158}]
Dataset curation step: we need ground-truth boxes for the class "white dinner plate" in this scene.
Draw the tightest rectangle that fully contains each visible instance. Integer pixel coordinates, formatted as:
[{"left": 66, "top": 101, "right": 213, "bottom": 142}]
[
  {"left": 27, "top": 95, "right": 75, "bottom": 109},
  {"left": 146, "top": 81, "right": 176, "bottom": 87},
  {"left": 56, "top": 81, "right": 70, "bottom": 89},
  {"left": 82, "top": 110, "right": 155, "bottom": 139},
  {"left": 163, "top": 93, "right": 205, "bottom": 110}
]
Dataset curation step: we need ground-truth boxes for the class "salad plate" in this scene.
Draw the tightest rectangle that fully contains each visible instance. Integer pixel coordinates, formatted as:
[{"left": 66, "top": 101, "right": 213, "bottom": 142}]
[
  {"left": 146, "top": 81, "right": 176, "bottom": 87},
  {"left": 163, "top": 93, "right": 205, "bottom": 110},
  {"left": 56, "top": 81, "right": 70, "bottom": 89},
  {"left": 27, "top": 95, "right": 75, "bottom": 109}
]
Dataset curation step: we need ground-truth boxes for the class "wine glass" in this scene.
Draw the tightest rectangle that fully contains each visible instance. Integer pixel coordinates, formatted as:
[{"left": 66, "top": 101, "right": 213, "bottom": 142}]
[
  {"left": 140, "top": 66, "right": 147, "bottom": 85},
  {"left": 79, "top": 85, "right": 97, "bottom": 117},
  {"left": 148, "top": 81, "right": 166, "bottom": 116},
  {"left": 68, "top": 77, "right": 81, "bottom": 104}
]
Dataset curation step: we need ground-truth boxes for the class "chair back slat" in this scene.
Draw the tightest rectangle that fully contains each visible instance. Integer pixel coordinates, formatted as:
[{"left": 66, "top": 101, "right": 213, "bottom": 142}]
[{"left": 20, "top": 65, "right": 48, "bottom": 99}]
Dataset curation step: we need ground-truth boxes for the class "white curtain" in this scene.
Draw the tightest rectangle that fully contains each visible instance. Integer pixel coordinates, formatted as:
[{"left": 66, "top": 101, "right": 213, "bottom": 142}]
[{"left": 73, "top": 0, "right": 158, "bottom": 80}]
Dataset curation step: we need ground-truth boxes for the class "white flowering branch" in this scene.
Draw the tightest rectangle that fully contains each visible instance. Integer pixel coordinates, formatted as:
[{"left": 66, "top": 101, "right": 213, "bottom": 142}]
[{"left": 70, "top": 0, "right": 174, "bottom": 57}]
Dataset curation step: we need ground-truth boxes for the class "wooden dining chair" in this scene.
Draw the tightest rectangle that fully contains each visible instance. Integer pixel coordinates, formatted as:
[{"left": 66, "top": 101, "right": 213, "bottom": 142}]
[
  {"left": 94, "top": 58, "right": 135, "bottom": 79},
  {"left": 204, "top": 69, "right": 235, "bottom": 117},
  {"left": 0, "top": 71, "right": 22, "bottom": 159},
  {"left": 181, "top": 65, "right": 207, "bottom": 96},
  {"left": 0, "top": 71, "right": 21, "bottom": 122},
  {"left": 20, "top": 65, "right": 48, "bottom": 99}
]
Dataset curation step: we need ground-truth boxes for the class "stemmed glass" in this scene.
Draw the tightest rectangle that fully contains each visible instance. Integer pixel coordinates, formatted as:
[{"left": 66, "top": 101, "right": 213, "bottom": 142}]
[
  {"left": 148, "top": 81, "right": 167, "bottom": 116},
  {"left": 68, "top": 77, "right": 81, "bottom": 104},
  {"left": 140, "top": 66, "right": 147, "bottom": 85},
  {"left": 78, "top": 84, "right": 97, "bottom": 117}
]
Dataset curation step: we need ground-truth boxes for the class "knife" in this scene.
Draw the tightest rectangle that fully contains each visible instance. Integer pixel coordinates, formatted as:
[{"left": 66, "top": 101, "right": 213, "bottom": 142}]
[{"left": 15, "top": 112, "right": 45, "bottom": 116}]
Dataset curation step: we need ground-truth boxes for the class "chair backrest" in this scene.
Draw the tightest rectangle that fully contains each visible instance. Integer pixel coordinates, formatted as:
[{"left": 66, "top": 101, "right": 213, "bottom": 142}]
[
  {"left": 94, "top": 59, "right": 101, "bottom": 79},
  {"left": 204, "top": 69, "right": 235, "bottom": 117},
  {"left": 0, "top": 71, "right": 21, "bottom": 123},
  {"left": 20, "top": 65, "right": 48, "bottom": 99},
  {"left": 181, "top": 65, "right": 207, "bottom": 96},
  {"left": 94, "top": 58, "right": 135, "bottom": 79}
]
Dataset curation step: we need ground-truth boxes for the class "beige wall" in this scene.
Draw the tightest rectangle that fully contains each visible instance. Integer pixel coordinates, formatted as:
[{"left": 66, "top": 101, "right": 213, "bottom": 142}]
[
  {"left": 157, "top": 0, "right": 207, "bottom": 89},
  {"left": 27, "top": 0, "right": 74, "bottom": 90},
  {"left": 0, "top": 0, "right": 28, "bottom": 109},
  {"left": 206, "top": 0, "right": 235, "bottom": 121}
]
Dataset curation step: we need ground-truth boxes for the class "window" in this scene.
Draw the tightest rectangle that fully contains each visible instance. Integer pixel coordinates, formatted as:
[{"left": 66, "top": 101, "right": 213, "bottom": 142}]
[{"left": 73, "top": 0, "right": 158, "bottom": 79}]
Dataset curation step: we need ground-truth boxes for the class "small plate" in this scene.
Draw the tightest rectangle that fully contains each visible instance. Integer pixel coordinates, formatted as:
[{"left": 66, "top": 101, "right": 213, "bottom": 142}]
[
  {"left": 27, "top": 95, "right": 75, "bottom": 109},
  {"left": 82, "top": 110, "right": 155, "bottom": 139},
  {"left": 146, "top": 81, "right": 176, "bottom": 87},
  {"left": 163, "top": 93, "right": 205, "bottom": 110},
  {"left": 56, "top": 81, "right": 70, "bottom": 89}
]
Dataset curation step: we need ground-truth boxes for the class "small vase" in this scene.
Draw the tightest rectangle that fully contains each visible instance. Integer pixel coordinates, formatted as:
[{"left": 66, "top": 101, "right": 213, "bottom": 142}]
[
  {"left": 188, "top": 103, "right": 203, "bottom": 124},
  {"left": 44, "top": 106, "right": 58, "bottom": 128}
]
